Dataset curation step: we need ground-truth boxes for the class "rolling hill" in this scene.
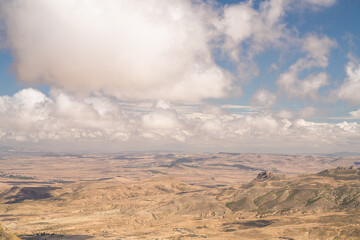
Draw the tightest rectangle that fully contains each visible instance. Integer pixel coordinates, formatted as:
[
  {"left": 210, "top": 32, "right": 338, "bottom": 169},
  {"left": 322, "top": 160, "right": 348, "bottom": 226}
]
[{"left": 0, "top": 157, "right": 359, "bottom": 239}]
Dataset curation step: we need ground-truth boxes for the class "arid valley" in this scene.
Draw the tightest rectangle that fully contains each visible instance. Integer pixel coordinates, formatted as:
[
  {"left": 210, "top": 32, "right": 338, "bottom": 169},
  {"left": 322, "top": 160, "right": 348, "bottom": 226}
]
[{"left": 0, "top": 151, "right": 360, "bottom": 240}]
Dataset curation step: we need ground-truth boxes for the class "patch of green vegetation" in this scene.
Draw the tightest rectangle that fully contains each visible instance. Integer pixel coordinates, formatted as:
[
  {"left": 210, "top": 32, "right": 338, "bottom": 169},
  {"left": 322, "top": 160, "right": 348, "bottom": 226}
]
[
  {"left": 254, "top": 191, "right": 276, "bottom": 206},
  {"left": 341, "top": 193, "right": 360, "bottom": 207},
  {"left": 334, "top": 186, "right": 349, "bottom": 202},
  {"left": 226, "top": 197, "right": 252, "bottom": 211},
  {"left": 196, "top": 226, "right": 208, "bottom": 229},
  {"left": 279, "top": 207, "right": 292, "bottom": 213},
  {"left": 147, "top": 170, "right": 167, "bottom": 175},
  {"left": 257, "top": 208, "right": 274, "bottom": 215},
  {"left": 306, "top": 196, "right": 321, "bottom": 206},
  {"left": 285, "top": 189, "right": 300, "bottom": 201},
  {"left": 285, "top": 188, "right": 318, "bottom": 203},
  {"left": 154, "top": 184, "right": 172, "bottom": 193},
  {"left": 184, "top": 234, "right": 207, "bottom": 238},
  {"left": 226, "top": 201, "right": 236, "bottom": 208},
  {"left": 274, "top": 189, "right": 287, "bottom": 197}
]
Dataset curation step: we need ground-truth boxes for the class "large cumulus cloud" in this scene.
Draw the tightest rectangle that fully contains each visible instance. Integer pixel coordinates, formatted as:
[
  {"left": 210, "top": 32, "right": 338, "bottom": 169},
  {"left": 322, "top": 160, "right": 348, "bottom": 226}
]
[{"left": 0, "top": 0, "right": 232, "bottom": 102}]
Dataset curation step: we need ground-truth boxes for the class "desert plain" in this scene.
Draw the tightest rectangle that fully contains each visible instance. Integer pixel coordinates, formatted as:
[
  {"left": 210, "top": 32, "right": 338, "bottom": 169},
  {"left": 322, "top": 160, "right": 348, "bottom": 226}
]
[{"left": 0, "top": 151, "right": 360, "bottom": 240}]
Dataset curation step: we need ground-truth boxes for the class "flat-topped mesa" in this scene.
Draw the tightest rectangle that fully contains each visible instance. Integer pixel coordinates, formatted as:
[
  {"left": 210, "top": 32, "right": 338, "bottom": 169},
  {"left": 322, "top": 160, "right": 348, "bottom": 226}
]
[
  {"left": 255, "top": 171, "right": 272, "bottom": 181},
  {"left": 324, "top": 166, "right": 359, "bottom": 173}
]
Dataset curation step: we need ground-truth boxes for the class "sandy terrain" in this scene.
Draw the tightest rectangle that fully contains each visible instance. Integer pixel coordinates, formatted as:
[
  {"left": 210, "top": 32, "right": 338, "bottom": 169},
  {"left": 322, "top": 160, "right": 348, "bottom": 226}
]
[{"left": 0, "top": 152, "right": 359, "bottom": 239}]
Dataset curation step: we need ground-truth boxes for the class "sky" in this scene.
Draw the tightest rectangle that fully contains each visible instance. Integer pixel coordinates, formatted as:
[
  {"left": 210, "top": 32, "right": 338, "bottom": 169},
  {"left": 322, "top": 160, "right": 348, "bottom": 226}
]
[{"left": 0, "top": 0, "right": 360, "bottom": 153}]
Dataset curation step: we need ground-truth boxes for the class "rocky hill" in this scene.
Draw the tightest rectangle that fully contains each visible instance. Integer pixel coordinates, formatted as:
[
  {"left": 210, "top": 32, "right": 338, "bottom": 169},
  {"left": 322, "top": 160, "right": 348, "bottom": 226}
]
[
  {"left": 0, "top": 166, "right": 360, "bottom": 239},
  {"left": 221, "top": 166, "right": 360, "bottom": 216}
]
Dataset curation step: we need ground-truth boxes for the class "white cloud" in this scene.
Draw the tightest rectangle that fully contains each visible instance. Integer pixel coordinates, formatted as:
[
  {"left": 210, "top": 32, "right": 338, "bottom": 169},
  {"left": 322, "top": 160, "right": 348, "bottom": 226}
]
[
  {"left": 277, "top": 71, "right": 329, "bottom": 98},
  {"left": 302, "top": 0, "right": 336, "bottom": 7},
  {"left": 246, "top": 114, "right": 279, "bottom": 134},
  {"left": 298, "top": 106, "right": 316, "bottom": 118},
  {"left": 277, "top": 110, "right": 295, "bottom": 119},
  {"left": 142, "top": 109, "right": 181, "bottom": 130},
  {"left": 250, "top": 89, "right": 276, "bottom": 108},
  {"left": 0, "top": 88, "right": 359, "bottom": 153},
  {"left": 349, "top": 109, "right": 360, "bottom": 118},
  {"left": 221, "top": 104, "right": 251, "bottom": 109},
  {"left": 277, "top": 34, "right": 335, "bottom": 98},
  {"left": 337, "top": 61, "right": 360, "bottom": 104},
  {"left": 216, "top": 0, "right": 290, "bottom": 81},
  {"left": 0, "top": 88, "right": 52, "bottom": 131},
  {"left": 0, "top": 0, "right": 231, "bottom": 102},
  {"left": 269, "top": 63, "right": 279, "bottom": 72},
  {"left": 300, "top": 34, "right": 337, "bottom": 69},
  {"left": 219, "top": 0, "right": 289, "bottom": 54}
]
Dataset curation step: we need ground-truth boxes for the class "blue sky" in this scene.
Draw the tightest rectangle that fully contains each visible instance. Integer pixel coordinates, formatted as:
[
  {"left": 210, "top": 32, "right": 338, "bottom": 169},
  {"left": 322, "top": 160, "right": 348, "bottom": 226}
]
[
  {"left": 0, "top": 49, "right": 19, "bottom": 95},
  {"left": 213, "top": 0, "right": 360, "bottom": 120},
  {"left": 0, "top": 0, "right": 359, "bottom": 153}
]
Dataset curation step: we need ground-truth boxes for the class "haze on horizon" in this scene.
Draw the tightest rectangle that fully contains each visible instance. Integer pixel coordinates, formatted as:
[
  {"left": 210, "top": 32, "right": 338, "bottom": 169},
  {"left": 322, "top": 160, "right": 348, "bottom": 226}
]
[{"left": 0, "top": 0, "right": 359, "bottom": 154}]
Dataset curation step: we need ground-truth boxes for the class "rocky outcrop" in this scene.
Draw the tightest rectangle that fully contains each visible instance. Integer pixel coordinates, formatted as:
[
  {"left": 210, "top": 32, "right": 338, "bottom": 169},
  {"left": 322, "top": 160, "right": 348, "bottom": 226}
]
[{"left": 255, "top": 171, "right": 272, "bottom": 180}]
